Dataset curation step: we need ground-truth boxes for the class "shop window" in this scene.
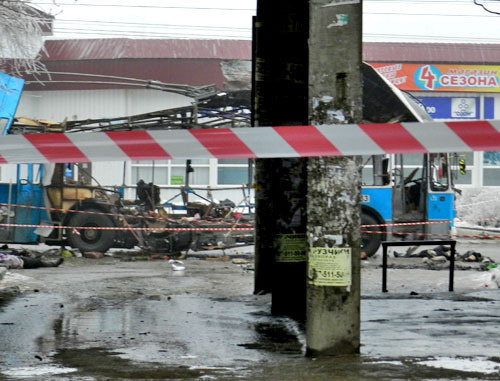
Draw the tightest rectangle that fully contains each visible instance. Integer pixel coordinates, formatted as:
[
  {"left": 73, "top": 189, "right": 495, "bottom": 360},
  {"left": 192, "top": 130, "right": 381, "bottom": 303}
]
[
  {"left": 217, "top": 159, "right": 250, "bottom": 185},
  {"left": 132, "top": 166, "right": 168, "bottom": 185},
  {"left": 218, "top": 167, "right": 248, "bottom": 185},
  {"left": 483, "top": 168, "right": 500, "bottom": 186},
  {"left": 483, "top": 152, "right": 500, "bottom": 186},
  {"left": 218, "top": 159, "right": 248, "bottom": 165},
  {"left": 483, "top": 151, "right": 500, "bottom": 166},
  {"left": 169, "top": 165, "right": 209, "bottom": 185},
  {"left": 131, "top": 160, "right": 209, "bottom": 185},
  {"left": 454, "top": 170, "right": 472, "bottom": 185}
]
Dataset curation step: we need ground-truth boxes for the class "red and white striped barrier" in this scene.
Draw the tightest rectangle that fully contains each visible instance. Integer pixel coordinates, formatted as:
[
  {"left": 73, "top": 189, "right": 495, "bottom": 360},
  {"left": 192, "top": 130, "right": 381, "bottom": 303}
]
[{"left": 1, "top": 120, "right": 500, "bottom": 163}]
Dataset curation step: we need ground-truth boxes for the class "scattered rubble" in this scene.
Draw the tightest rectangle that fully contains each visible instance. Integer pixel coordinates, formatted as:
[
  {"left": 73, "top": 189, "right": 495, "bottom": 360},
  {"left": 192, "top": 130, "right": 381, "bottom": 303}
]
[
  {"left": 488, "top": 268, "right": 500, "bottom": 288},
  {"left": 82, "top": 252, "right": 104, "bottom": 259},
  {"left": 168, "top": 260, "right": 185, "bottom": 271},
  {"left": 391, "top": 245, "right": 498, "bottom": 271},
  {"left": 0, "top": 286, "right": 20, "bottom": 303}
]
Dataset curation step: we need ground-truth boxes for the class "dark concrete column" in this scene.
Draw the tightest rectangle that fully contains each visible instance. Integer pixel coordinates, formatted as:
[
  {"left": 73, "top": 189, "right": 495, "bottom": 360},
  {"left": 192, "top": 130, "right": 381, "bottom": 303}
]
[{"left": 253, "top": 0, "right": 309, "bottom": 319}]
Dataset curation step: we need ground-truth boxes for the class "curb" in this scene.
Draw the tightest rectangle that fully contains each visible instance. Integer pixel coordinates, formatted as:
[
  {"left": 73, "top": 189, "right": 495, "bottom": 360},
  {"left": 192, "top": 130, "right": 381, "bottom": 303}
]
[{"left": 456, "top": 227, "right": 500, "bottom": 243}]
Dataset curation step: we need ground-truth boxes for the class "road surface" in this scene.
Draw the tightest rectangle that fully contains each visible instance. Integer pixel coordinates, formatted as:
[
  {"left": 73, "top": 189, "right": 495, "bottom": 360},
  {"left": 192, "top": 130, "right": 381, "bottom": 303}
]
[{"left": 0, "top": 241, "right": 499, "bottom": 380}]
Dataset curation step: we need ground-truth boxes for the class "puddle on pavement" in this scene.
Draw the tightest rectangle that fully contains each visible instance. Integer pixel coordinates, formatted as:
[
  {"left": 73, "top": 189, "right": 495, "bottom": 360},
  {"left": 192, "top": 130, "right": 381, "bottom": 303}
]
[
  {"left": 2, "top": 290, "right": 500, "bottom": 379},
  {"left": 53, "top": 348, "right": 208, "bottom": 380},
  {"left": 238, "top": 320, "right": 304, "bottom": 354}
]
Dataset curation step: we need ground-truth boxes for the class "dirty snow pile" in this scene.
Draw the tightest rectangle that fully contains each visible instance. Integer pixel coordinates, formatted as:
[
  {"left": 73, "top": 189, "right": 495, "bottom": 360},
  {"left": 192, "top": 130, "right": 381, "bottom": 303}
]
[
  {"left": 474, "top": 267, "right": 500, "bottom": 289},
  {"left": 455, "top": 188, "right": 500, "bottom": 228},
  {"left": 486, "top": 267, "right": 500, "bottom": 288}
]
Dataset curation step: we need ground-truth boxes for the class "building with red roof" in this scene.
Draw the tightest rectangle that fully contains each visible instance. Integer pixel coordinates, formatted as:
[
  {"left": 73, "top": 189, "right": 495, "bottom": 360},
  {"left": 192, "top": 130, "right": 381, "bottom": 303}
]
[{"left": 14, "top": 39, "right": 500, "bottom": 189}]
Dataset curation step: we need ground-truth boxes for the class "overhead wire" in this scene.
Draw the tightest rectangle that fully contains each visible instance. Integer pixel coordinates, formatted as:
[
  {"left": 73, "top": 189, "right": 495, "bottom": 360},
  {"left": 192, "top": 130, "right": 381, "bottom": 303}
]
[
  {"left": 51, "top": 28, "right": 250, "bottom": 39},
  {"left": 48, "top": 28, "right": 500, "bottom": 43},
  {"left": 473, "top": 0, "right": 500, "bottom": 15},
  {"left": 30, "top": 1, "right": 498, "bottom": 41},
  {"left": 49, "top": 12, "right": 495, "bottom": 40},
  {"left": 32, "top": 0, "right": 497, "bottom": 4},
  {"left": 55, "top": 19, "right": 250, "bottom": 31},
  {"left": 32, "top": 2, "right": 256, "bottom": 12}
]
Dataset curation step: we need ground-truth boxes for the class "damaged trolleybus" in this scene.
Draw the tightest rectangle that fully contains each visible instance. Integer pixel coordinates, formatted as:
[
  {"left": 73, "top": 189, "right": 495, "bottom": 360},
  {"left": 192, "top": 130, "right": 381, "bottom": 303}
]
[{"left": 360, "top": 64, "right": 456, "bottom": 256}]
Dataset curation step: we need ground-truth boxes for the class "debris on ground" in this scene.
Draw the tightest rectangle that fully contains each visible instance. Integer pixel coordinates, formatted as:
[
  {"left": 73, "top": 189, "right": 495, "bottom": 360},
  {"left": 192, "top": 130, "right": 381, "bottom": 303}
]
[
  {"left": 82, "top": 252, "right": 104, "bottom": 259},
  {"left": 168, "top": 259, "right": 185, "bottom": 271},
  {"left": 0, "top": 286, "right": 21, "bottom": 302},
  {"left": 205, "top": 256, "right": 231, "bottom": 262},
  {"left": 61, "top": 250, "right": 74, "bottom": 258},
  {"left": 488, "top": 268, "right": 500, "bottom": 288},
  {"left": 232, "top": 258, "right": 249, "bottom": 265},
  {"left": 240, "top": 263, "right": 254, "bottom": 273},
  {"left": 392, "top": 245, "right": 495, "bottom": 270}
]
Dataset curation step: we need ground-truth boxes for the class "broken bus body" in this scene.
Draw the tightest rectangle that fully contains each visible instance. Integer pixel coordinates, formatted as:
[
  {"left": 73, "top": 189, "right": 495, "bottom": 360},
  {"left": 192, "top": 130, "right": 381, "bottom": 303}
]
[{"left": 360, "top": 64, "right": 456, "bottom": 256}]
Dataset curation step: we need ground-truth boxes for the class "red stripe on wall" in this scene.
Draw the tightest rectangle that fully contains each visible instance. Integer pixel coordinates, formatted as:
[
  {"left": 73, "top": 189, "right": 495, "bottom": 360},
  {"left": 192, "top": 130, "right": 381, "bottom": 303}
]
[
  {"left": 446, "top": 121, "right": 500, "bottom": 151},
  {"left": 273, "top": 125, "right": 341, "bottom": 156},
  {"left": 106, "top": 131, "right": 172, "bottom": 160},
  {"left": 359, "top": 123, "right": 426, "bottom": 153},
  {"left": 189, "top": 129, "right": 256, "bottom": 158},
  {"left": 0, "top": 155, "right": 7, "bottom": 164},
  {"left": 24, "top": 134, "right": 88, "bottom": 163}
]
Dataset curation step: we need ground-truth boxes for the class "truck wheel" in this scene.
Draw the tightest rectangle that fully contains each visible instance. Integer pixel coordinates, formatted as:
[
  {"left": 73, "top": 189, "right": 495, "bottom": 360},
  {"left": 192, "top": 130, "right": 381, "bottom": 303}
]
[
  {"left": 361, "top": 213, "right": 382, "bottom": 257},
  {"left": 67, "top": 209, "right": 115, "bottom": 253}
]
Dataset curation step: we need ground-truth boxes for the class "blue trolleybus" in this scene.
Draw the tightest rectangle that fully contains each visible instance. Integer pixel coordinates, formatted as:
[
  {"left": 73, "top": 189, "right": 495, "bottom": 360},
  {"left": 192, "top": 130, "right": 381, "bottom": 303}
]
[{"left": 360, "top": 153, "right": 456, "bottom": 256}]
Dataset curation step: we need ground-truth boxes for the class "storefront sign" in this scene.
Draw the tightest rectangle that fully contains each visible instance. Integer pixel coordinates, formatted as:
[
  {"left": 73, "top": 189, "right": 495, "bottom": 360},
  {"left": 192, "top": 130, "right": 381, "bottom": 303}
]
[
  {"left": 417, "top": 96, "right": 495, "bottom": 120},
  {"left": 370, "top": 63, "right": 500, "bottom": 93}
]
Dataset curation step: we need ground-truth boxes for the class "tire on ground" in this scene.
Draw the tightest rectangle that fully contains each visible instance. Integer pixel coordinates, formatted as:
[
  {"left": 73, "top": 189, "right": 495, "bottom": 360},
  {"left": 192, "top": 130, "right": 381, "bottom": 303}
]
[
  {"left": 361, "top": 213, "right": 382, "bottom": 257},
  {"left": 67, "top": 209, "right": 116, "bottom": 253}
]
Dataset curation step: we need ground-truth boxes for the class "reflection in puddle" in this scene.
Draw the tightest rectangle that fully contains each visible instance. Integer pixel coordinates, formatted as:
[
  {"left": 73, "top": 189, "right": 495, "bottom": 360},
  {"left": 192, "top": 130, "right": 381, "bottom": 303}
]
[
  {"left": 417, "top": 356, "right": 500, "bottom": 374},
  {"left": 2, "top": 365, "right": 77, "bottom": 378},
  {"left": 239, "top": 320, "right": 304, "bottom": 355}
]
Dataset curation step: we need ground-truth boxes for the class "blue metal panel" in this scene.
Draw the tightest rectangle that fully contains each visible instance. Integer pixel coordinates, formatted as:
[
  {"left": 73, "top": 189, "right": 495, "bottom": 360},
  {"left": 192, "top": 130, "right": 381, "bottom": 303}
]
[
  {"left": 485, "top": 97, "right": 495, "bottom": 119},
  {"left": 361, "top": 188, "right": 392, "bottom": 221},
  {"left": 13, "top": 165, "right": 45, "bottom": 243},
  {"left": 0, "top": 72, "right": 24, "bottom": 134},
  {"left": 427, "top": 193, "right": 455, "bottom": 222}
]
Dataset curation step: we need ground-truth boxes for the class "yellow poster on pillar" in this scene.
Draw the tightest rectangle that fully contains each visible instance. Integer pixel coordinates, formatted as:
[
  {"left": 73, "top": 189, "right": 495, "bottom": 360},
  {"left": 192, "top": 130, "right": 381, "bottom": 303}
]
[
  {"left": 308, "top": 247, "right": 352, "bottom": 287},
  {"left": 276, "top": 233, "right": 307, "bottom": 263}
]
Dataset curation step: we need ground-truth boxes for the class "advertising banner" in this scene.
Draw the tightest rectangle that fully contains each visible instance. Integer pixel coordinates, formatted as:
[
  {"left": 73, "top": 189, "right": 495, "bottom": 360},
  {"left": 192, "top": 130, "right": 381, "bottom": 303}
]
[
  {"left": 416, "top": 97, "right": 495, "bottom": 120},
  {"left": 370, "top": 63, "right": 500, "bottom": 93}
]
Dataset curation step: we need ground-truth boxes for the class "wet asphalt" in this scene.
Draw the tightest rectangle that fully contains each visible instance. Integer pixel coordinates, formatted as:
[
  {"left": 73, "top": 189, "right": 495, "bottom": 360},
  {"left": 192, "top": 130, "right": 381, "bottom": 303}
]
[{"left": 0, "top": 243, "right": 499, "bottom": 380}]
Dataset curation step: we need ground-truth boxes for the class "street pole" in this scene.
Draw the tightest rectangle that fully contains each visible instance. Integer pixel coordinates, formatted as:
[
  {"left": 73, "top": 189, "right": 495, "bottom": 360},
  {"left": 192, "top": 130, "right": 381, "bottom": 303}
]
[
  {"left": 305, "top": 0, "right": 363, "bottom": 355},
  {"left": 253, "top": 0, "right": 309, "bottom": 319}
]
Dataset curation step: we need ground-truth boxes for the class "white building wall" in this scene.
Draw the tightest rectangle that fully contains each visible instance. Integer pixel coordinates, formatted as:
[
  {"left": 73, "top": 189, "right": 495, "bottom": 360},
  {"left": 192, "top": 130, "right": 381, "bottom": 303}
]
[{"left": 16, "top": 88, "right": 192, "bottom": 121}]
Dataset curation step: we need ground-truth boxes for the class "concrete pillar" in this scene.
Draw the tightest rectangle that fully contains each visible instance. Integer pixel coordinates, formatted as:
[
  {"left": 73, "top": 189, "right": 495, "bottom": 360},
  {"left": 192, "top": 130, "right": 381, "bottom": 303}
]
[
  {"left": 305, "top": 0, "right": 363, "bottom": 355},
  {"left": 253, "top": 0, "right": 309, "bottom": 319}
]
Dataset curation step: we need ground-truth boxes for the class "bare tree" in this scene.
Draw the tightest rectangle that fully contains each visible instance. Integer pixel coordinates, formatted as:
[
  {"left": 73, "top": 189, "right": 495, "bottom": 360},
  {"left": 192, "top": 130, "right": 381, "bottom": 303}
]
[{"left": 0, "top": 0, "right": 54, "bottom": 75}]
